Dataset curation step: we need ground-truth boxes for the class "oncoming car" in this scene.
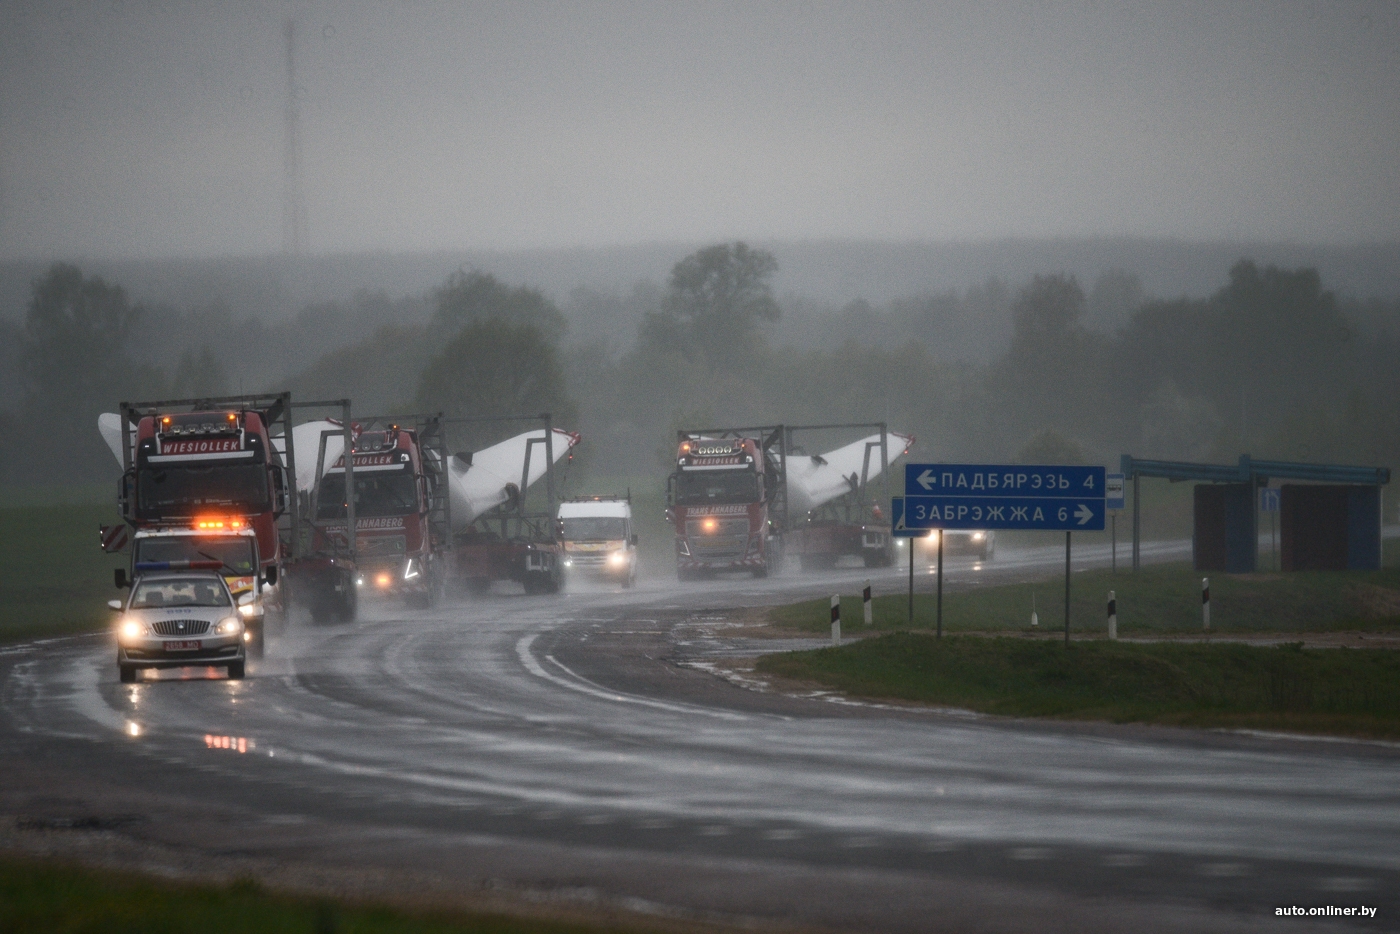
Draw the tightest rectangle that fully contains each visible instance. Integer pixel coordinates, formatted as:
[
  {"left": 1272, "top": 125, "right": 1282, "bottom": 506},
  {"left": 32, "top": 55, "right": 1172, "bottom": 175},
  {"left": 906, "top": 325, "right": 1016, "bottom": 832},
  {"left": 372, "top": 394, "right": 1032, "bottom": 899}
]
[
  {"left": 110, "top": 570, "right": 249, "bottom": 683},
  {"left": 913, "top": 528, "right": 996, "bottom": 561},
  {"left": 558, "top": 497, "right": 638, "bottom": 587}
]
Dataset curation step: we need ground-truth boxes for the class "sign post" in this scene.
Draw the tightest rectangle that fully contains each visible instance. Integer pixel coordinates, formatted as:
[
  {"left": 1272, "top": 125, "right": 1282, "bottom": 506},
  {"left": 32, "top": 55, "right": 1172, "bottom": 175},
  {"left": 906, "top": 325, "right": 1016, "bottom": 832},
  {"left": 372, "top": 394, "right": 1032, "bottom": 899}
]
[{"left": 895, "top": 464, "right": 1106, "bottom": 642}]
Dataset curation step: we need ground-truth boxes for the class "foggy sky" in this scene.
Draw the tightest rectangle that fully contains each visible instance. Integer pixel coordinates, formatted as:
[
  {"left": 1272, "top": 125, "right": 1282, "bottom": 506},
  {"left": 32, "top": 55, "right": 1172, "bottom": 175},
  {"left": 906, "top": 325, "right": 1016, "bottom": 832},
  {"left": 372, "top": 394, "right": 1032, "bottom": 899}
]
[{"left": 2, "top": 1, "right": 1398, "bottom": 260}]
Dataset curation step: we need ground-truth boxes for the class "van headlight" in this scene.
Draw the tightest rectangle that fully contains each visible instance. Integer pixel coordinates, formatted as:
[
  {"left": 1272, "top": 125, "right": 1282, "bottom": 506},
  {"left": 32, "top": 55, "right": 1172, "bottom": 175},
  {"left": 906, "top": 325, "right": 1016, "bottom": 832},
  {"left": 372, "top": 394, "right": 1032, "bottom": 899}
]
[
  {"left": 118, "top": 619, "right": 147, "bottom": 640},
  {"left": 608, "top": 551, "right": 627, "bottom": 566},
  {"left": 215, "top": 617, "right": 243, "bottom": 636},
  {"left": 238, "top": 602, "right": 259, "bottom": 618}
]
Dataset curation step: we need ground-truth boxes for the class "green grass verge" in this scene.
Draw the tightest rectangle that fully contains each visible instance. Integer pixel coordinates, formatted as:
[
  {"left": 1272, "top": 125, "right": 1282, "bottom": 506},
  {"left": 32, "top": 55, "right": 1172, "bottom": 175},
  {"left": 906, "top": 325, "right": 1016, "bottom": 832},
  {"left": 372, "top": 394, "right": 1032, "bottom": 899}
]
[
  {"left": 772, "top": 545, "right": 1400, "bottom": 636},
  {"left": 0, "top": 855, "right": 662, "bottom": 934},
  {"left": 0, "top": 502, "right": 127, "bottom": 643},
  {"left": 755, "top": 633, "right": 1400, "bottom": 738}
]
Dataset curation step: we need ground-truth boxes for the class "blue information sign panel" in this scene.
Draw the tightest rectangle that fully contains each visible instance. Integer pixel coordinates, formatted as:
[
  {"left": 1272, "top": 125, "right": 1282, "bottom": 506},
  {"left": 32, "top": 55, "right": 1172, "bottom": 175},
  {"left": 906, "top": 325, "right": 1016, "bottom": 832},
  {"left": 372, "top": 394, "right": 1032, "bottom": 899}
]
[
  {"left": 905, "top": 463, "right": 1106, "bottom": 499},
  {"left": 894, "top": 463, "right": 1107, "bottom": 532}
]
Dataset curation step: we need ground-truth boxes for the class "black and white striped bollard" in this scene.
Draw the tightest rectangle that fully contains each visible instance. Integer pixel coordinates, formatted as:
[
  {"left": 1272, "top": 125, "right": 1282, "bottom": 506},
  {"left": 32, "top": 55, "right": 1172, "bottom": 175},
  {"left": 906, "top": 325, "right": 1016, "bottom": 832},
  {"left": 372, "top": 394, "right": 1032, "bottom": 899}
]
[
  {"left": 863, "top": 580, "right": 873, "bottom": 626},
  {"left": 831, "top": 594, "right": 841, "bottom": 645},
  {"left": 1202, "top": 578, "right": 1210, "bottom": 632},
  {"left": 1107, "top": 590, "right": 1117, "bottom": 640}
]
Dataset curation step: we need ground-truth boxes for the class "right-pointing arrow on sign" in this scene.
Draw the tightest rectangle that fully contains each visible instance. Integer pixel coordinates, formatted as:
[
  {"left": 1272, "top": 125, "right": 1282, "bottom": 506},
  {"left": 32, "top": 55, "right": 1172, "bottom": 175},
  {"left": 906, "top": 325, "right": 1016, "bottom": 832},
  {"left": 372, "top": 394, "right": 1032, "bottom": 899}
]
[{"left": 1075, "top": 504, "right": 1094, "bottom": 526}]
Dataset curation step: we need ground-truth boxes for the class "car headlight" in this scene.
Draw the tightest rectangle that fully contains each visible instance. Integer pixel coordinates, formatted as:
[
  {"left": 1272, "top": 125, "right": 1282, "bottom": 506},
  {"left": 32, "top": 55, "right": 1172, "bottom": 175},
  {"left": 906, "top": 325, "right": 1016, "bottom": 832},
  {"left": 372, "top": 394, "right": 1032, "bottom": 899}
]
[
  {"left": 118, "top": 619, "right": 147, "bottom": 640},
  {"left": 215, "top": 617, "right": 243, "bottom": 636},
  {"left": 972, "top": 532, "right": 984, "bottom": 541}
]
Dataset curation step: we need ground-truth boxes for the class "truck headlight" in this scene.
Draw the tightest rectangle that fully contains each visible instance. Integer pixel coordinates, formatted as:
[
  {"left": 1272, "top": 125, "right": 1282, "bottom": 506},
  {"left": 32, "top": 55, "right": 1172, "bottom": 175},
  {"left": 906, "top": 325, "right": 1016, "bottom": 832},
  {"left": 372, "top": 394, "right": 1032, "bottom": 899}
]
[
  {"left": 238, "top": 602, "right": 259, "bottom": 618},
  {"left": 608, "top": 550, "right": 627, "bottom": 566},
  {"left": 215, "top": 617, "right": 243, "bottom": 636},
  {"left": 118, "top": 619, "right": 147, "bottom": 640},
  {"left": 403, "top": 558, "right": 419, "bottom": 580}
]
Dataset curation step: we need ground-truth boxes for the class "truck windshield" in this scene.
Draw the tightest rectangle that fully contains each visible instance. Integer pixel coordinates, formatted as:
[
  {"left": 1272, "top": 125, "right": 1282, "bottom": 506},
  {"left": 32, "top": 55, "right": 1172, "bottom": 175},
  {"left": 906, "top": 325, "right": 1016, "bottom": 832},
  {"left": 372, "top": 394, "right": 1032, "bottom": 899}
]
[
  {"left": 674, "top": 470, "right": 759, "bottom": 506},
  {"left": 134, "top": 537, "right": 257, "bottom": 574},
  {"left": 316, "top": 469, "right": 418, "bottom": 519},
  {"left": 130, "top": 578, "right": 231, "bottom": 609},
  {"left": 137, "top": 464, "right": 270, "bottom": 517},
  {"left": 560, "top": 517, "right": 627, "bottom": 541}
]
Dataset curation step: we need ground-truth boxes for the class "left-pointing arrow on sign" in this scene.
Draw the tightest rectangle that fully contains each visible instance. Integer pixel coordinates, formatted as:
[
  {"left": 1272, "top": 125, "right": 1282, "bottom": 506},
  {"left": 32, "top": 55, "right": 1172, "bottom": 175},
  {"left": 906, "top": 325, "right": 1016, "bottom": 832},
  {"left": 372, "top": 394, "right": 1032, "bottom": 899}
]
[
  {"left": 1075, "top": 504, "right": 1094, "bottom": 525},
  {"left": 916, "top": 469, "right": 935, "bottom": 491}
]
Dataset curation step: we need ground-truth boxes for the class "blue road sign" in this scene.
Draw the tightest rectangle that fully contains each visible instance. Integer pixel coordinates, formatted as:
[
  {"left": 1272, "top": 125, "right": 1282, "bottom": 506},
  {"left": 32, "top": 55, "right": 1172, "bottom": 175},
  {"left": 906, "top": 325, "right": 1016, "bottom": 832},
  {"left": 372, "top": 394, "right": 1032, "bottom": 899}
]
[
  {"left": 905, "top": 464, "right": 1106, "bottom": 499},
  {"left": 1259, "top": 488, "right": 1280, "bottom": 513},
  {"left": 1106, "top": 472, "right": 1125, "bottom": 511},
  {"left": 893, "top": 495, "right": 1106, "bottom": 532}
]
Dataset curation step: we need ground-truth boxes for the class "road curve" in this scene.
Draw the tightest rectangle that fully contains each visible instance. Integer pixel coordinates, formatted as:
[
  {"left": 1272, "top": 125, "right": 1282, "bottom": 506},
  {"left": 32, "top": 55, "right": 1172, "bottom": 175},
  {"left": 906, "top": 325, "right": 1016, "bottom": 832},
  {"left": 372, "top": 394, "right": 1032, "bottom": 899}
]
[{"left": 2, "top": 540, "right": 1396, "bottom": 933}]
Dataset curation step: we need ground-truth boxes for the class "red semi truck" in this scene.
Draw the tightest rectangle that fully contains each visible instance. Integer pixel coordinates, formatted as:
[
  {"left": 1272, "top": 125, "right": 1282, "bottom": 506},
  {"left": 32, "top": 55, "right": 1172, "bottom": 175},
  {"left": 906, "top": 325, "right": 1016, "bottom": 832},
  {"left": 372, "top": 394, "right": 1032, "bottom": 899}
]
[
  {"left": 667, "top": 424, "right": 910, "bottom": 580},
  {"left": 103, "top": 394, "right": 295, "bottom": 651},
  {"left": 307, "top": 416, "right": 449, "bottom": 612}
]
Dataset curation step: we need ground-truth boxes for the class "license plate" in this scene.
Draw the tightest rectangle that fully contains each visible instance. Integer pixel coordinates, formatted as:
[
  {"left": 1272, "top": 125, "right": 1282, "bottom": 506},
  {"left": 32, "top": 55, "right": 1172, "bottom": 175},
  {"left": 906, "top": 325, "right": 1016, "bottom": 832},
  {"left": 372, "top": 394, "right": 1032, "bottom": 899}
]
[{"left": 165, "top": 640, "right": 202, "bottom": 651}]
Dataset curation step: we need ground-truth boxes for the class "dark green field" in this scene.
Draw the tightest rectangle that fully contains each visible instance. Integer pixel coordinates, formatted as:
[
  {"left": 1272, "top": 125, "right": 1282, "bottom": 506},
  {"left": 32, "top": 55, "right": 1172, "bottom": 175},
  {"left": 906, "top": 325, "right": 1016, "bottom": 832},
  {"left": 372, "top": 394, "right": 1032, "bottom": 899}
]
[
  {"left": 0, "top": 502, "right": 126, "bottom": 643},
  {"left": 771, "top": 544, "right": 1400, "bottom": 637},
  {"left": 0, "top": 856, "right": 667, "bottom": 934},
  {"left": 756, "top": 633, "right": 1400, "bottom": 738}
]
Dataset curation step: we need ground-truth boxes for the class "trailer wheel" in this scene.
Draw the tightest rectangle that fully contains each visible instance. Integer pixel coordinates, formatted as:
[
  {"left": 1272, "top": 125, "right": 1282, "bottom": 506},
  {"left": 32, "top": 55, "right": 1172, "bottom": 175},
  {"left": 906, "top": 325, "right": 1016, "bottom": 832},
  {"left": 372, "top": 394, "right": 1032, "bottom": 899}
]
[
  {"left": 227, "top": 660, "right": 245, "bottom": 680},
  {"left": 119, "top": 665, "right": 137, "bottom": 684}
]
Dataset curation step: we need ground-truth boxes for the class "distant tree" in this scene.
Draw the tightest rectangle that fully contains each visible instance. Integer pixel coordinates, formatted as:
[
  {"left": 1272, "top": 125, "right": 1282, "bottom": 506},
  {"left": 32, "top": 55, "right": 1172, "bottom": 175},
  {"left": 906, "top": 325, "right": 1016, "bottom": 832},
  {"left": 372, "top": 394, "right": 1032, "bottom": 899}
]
[
  {"left": 170, "top": 346, "right": 229, "bottom": 400},
  {"left": 1016, "top": 429, "right": 1089, "bottom": 465},
  {"left": 652, "top": 242, "right": 780, "bottom": 365},
  {"left": 20, "top": 263, "right": 165, "bottom": 481},
  {"left": 414, "top": 319, "right": 575, "bottom": 431},
  {"left": 432, "top": 270, "right": 567, "bottom": 339}
]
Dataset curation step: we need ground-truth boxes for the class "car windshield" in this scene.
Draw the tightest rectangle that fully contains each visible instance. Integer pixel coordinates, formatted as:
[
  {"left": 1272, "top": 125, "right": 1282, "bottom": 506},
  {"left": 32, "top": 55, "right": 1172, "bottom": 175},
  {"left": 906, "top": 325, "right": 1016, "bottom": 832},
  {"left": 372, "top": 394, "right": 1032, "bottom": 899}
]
[
  {"left": 137, "top": 463, "right": 269, "bottom": 516},
  {"left": 316, "top": 468, "right": 418, "bottom": 519},
  {"left": 560, "top": 517, "right": 627, "bottom": 541},
  {"left": 134, "top": 537, "right": 256, "bottom": 574},
  {"left": 674, "top": 469, "right": 759, "bottom": 506},
  {"left": 130, "top": 578, "right": 231, "bottom": 609}
]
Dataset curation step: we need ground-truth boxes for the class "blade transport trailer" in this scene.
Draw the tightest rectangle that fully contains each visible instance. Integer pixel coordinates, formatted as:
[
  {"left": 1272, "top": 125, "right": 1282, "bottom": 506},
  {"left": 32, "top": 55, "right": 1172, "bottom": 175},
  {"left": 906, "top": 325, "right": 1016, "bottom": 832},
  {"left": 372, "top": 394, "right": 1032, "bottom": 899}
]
[
  {"left": 783, "top": 423, "right": 912, "bottom": 570},
  {"left": 668, "top": 423, "right": 912, "bottom": 579},
  {"left": 449, "top": 414, "right": 579, "bottom": 595},
  {"left": 106, "top": 394, "right": 297, "bottom": 652}
]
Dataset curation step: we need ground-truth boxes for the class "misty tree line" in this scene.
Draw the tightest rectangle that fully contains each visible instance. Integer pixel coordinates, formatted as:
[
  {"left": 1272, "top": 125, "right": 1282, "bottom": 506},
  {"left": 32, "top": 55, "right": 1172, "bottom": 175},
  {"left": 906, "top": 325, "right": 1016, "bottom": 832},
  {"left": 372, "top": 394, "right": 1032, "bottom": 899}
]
[{"left": 4, "top": 246, "right": 1399, "bottom": 487}]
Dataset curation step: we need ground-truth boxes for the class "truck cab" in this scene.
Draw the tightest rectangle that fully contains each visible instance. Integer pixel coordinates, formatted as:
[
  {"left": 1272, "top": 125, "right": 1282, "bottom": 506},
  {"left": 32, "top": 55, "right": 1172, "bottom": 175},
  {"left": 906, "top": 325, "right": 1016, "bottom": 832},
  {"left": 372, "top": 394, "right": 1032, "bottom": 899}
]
[
  {"left": 558, "top": 496, "right": 638, "bottom": 587},
  {"left": 311, "top": 424, "right": 445, "bottom": 608},
  {"left": 669, "top": 435, "right": 783, "bottom": 579}
]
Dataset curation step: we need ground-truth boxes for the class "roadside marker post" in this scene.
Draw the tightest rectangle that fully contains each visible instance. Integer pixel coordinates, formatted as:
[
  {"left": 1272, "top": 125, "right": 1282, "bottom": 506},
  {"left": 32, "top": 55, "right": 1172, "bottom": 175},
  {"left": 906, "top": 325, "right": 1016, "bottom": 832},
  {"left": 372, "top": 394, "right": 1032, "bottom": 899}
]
[
  {"left": 1202, "top": 578, "right": 1211, "bottom": 632},
  {"left": 1107, "top": 590, "right": 1117, "bottom": 640},
  {"left": 936, "top": 532, "right": 944, "bottom": 640},
  {"left": 831, "top": 595, "right": 841, "bottom": 646},
  {"left": 863, "top": 580, "right": 873, "bottom": 626}
]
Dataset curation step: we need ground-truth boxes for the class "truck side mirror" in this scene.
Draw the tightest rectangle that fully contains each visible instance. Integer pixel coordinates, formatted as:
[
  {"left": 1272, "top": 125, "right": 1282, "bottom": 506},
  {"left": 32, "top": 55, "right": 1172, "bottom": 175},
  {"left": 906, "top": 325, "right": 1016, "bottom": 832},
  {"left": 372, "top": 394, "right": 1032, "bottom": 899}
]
[
  {"left": 263, "top": 565, "right": 278, "bottom": 587},
  {"left": 114, "top": 568, "right": 130, "bottom": 589}
]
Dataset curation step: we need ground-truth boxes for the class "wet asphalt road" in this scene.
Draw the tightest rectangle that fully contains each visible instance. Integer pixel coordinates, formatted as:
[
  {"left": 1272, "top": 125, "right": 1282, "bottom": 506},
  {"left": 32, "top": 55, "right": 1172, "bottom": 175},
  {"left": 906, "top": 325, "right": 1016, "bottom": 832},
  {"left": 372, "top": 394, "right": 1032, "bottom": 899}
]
[{"left": 1, "top": 539, "right": 1396, "bottom": 933}]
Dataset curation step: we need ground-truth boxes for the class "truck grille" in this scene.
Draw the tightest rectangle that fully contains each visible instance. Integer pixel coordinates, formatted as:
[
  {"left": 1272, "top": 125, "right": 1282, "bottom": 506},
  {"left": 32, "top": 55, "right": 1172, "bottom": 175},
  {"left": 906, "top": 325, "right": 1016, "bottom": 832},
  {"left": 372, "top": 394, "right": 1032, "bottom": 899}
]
[
  {"left": 686, "top": 517, "right": 750, "bottom": 559},
  {"left": 152, "top": 619, "right": 211, "bottom": 636}
]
